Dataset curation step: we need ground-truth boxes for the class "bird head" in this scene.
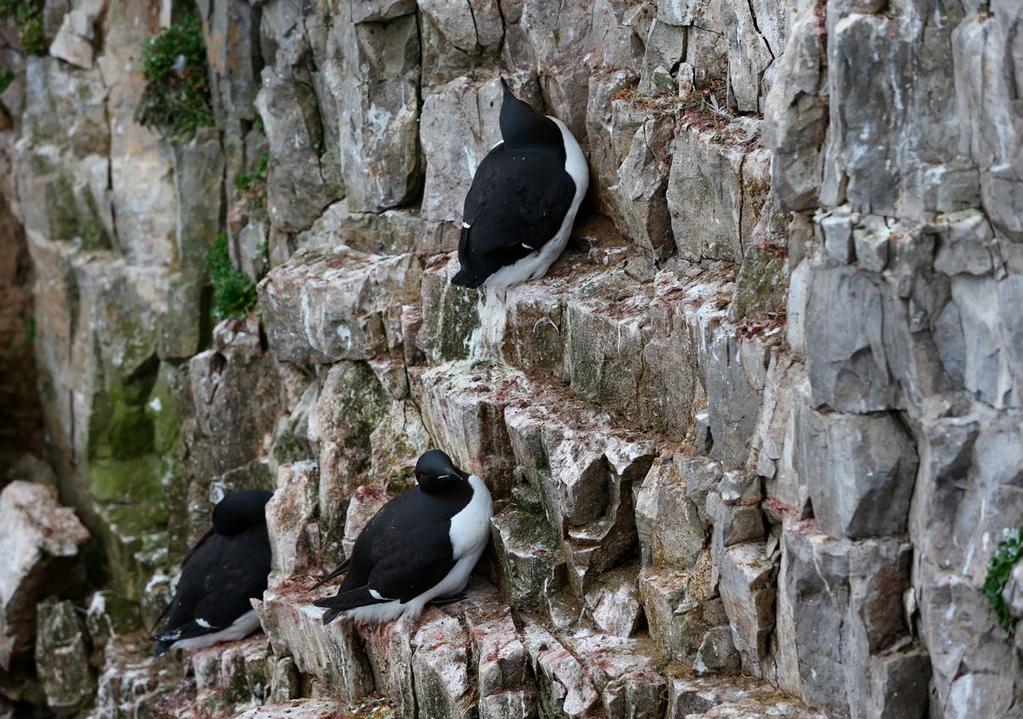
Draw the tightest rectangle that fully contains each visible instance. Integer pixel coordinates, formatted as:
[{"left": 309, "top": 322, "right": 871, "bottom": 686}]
[
  {"left": 415, "top": 449, "right": 470, "bottom": 493},
  {"left": 499, "top": 77, "right": 562, "bottom": 150},
  {"left": 212, "top": 489, "right": 273, "bottom": 535}
]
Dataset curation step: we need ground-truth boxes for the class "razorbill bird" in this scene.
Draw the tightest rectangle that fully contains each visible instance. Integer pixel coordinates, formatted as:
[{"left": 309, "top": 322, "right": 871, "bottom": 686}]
[
  {"left": 450, "top": 77, "right": 589, "bottom": 290},
  {"left": 313, "top": 449, "right": 493, "bottom": 625},
  {"left": 152, "top": 490, "right": 272, "bottom": 655}
]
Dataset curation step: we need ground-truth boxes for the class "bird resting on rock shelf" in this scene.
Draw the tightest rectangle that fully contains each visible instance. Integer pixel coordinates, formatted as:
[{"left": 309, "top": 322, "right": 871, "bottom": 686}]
[
  {"left": 450, "top": 77, "right": 589, "bottom": 291},
  {"left": 313, "top": 449, "right": 493, "bottom": 625},
  {"left": 152, "top": 489, "right": 272, "bottom": 655}
]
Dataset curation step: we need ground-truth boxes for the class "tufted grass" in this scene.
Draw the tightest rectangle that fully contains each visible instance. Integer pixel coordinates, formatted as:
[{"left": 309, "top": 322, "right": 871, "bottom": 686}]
[{"left": 207, "top": 233, "right": 258, "bottom": 320}]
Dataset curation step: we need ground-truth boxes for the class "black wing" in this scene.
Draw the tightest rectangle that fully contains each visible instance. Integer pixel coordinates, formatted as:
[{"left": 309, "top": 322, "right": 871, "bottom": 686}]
[
  {"left": 154, "top": 525, "right": 270, "bottom": 644},
  {"left": 454, "top": 145, "right": 576, "bottom": 287}
]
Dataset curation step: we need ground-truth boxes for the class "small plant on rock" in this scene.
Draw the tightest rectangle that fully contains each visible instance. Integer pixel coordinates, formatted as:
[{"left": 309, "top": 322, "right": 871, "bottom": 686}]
[
  {"left": 984, "top": 527, "right": 1023, "bottom": 632},
  {"left": 0, "top": 0, "right": 47, "bottom": 55},
  {"left": 207, "top": 233, "right": 258, "bottom": 320},
  {"left": 234, "top": 151, "right": 269, "bottom": 210},
  {"left": 135, "top": 13, "right": 213, "bottom": 141}
]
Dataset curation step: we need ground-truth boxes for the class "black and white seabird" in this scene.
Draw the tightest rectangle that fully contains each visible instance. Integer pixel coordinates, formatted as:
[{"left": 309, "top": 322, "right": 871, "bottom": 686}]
[
  {"left": 313, "top": 449, "right": 493, "bottom": 625},
  {"left": 152, "top": 489, "right": 272, "bottom": 655},
  {"left": 451, "top": 78, "right": 589, "bottom": 290}
]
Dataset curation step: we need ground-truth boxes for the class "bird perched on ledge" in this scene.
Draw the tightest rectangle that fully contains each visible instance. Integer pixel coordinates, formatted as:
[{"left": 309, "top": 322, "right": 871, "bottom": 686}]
[
  {"left": 451, "top": 77, "right": 589, "bottom": 290},
  {"left": 313, "top": 450, "right": 493, "bottom": 625},
  {"left": 152, "top": 489, "right": 272, "bottom": 655}
]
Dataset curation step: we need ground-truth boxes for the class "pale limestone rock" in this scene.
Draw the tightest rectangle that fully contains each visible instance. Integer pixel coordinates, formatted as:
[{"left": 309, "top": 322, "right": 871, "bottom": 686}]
[
  {"left": 0, "top": 481, "right": 89, "bottom": 670},
  {"left": 266, "top": 462, "right": 320, "bottom": 587},
  {"left": 35, "top": 598, "right": 95, "bottom": 712}
]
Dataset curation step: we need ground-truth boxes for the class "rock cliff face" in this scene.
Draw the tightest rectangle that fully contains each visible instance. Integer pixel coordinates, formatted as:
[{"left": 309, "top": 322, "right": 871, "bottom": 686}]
[{"left": 1, "top": 0, "right": 1022, "bottom": 717}]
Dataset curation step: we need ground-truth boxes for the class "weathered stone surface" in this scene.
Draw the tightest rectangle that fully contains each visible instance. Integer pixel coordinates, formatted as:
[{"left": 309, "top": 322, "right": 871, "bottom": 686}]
[
  {"left": 0, "top": 481, "right": 89, "bottom": 670},
  {"left": 85, "top": 590, "right": 140, "bottom": 651},
  {"left": 666, "top": 675, "right": 831, "bottom": 718},
  {"left": 89, "top": 635, "right": 198, "bottom": 719},
  {"left": 804, "top": 265, "right": 896, "bottom": 412},
  {"left": 718, "top": 542, "right": 775, "bottom": 674},
  {"left": 257, "top": 582, "right": 375, "bottom": 701},
  {"left": 667, "top": 118, "right": 770, "bottom": 263},
  {"left": 35, "top": 598, "right": 95, "bottom": 712},
  {"left": 259, "top": 245, "right": 422, "bottom": 365},
  {"left": 763, "top": 1, "right": 826, "bottom": 211},
  {"left": 49, "top": 0, "right": 104, "bottom": 69},
  {"left": 796, "top": 405, "right": 917, "bottom": 539},
  {"left": 266, "top": 461, "right": 320, "bottom": 587},
  {"left": 694, "top": 625, "right": 741, "bottom": 676},
  {"left": 635, "top": 456, "right": 707, "bottom": 569},
  {"left": 781, "top": 523, "right": 924, "bottom": 718},
  {"left": 520, "top": 620, "right": 601, "bottom": 718}
]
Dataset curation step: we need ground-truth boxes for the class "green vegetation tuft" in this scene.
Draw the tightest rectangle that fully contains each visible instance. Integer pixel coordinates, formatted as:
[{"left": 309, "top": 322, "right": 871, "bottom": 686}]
[
  {"left": 0, "top": 69, "right": 14, "bottom": 94},
  {"left": 134, "top": 13, "right": 213, "bottom": 142},
  {"left": 235, "top": 151, "right": 269, "bottom": 209},
  {"left": 1, "top": 0, "right": 47, "bottom": 56},
  {"left": 984, "top": 528, "right": 1023, "bottom": 632},
  {"left": 207, "top": 233, "right": 258, "bottom": 320}
]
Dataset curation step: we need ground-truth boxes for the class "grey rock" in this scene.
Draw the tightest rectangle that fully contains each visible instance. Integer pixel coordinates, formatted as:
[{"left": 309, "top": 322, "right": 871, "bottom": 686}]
[
  {"left": 796, "top": 405, "right": 918, "bottom": 539},
  {"left": 853, "top": 217, "right": 891, "bottom": 273},
  {"left": 35, "top": 598, "right": 95, "bottom": 712},
  {"left": 419, "top": 0, "right": 503, "bottom": 86},
  {"left": 934, "top": 210, "right": 996, "bottom": 276},
  {"left": 820, "top": 210, "right": 855, "bottom": 265},
  {"left": 718, "top": 543, "right": 775, "bottom": 673},
  {"left": 584, "top": 565, "right": 643, "bottom": 638},
  {"left": 720, "top": 0, "right": 774, "bottom": 112},
  {"left": 693, "top": 626, "right": 741, "bottom": 676},
  {"left": 639, "top": 556, "right": 729, "bottom": 663},
  {"left": 666, "top": 674, "right": 831, "bottom": 718},
  {"left": 258, "top": 245, "right": 422, "bottom": 365},
  {"left": 412, "top": 611, "right": 476, "bottom": 719},
  {"left": 805, "top": 265, "right": 897, "bottom": 412},
  {"left": 668, "top": 120, "right": 770, "bottom": 263},
  {"left": 635, "top": 456, "right": 706, "bottom": 569},
  {"left": 266, "top": 461, "right": 320, "bottom": 587},
  {"left": 520, "top": 620, "right": 600, "bottom": 718}
]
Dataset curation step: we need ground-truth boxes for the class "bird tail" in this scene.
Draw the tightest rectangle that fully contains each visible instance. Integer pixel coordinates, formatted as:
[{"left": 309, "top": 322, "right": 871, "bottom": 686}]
[
  {"left": 313, "top": 586, "right": 383, "bottom": 625},
  {"left": 311, "top": 557, "right": 350, "bottom": 589}
]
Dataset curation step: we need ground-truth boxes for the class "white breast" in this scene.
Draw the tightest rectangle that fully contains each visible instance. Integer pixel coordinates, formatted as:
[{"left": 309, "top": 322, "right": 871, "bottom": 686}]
[{"left": 449, "top": 475, "right": 493, "bottom": 559}]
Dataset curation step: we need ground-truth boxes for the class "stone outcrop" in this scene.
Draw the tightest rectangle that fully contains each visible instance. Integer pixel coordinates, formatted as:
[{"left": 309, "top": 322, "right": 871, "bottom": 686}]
[{"left": 2, "top": 0, "right": 1021, "bottom": 717}]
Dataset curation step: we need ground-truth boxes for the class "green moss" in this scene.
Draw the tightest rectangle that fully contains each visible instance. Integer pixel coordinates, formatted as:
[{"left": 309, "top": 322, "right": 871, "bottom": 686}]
[
  {"left": 134, "top": 13, "right": 214, "bottom": 142},
  {"left": 439, "top": 286, "right": 481, "bottom": 360},
  {"left": 985, "top": 528, "right": 1023, "bottom": 632},
  {"left": 208, "top": 232, "right": 258, "bottom": 320},
  {"left": 0, "top": 69, "right": 13, "bottom": 94},
  {"left": 1, "top": 1, "right": 47, "bottom": 55}
]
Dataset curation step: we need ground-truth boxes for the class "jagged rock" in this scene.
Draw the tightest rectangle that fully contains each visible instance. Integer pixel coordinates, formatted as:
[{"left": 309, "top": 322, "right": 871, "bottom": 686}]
[
  {"left": 0, "top": 481, "right": 89, "bottom": 670},
  {"left": 694, "top": 626, "right": 741, "bottom": 676},
  {"left": 307, "top": 361, "right": 389, "bottom": 555},
  {"left": 796, "top": 405, "right": 918, "bottom": 539},
  {"left": 259, "top": 245, "right": 422, "bottom": 365},
  {"left": 584, "top": 564, "right": 643, "bottom": 638},
  {"left": 412, "top": 611, "right": 476, "bottom": 719},
  {"left": 505, "top": 388, "right": 655, "bottom": 587},
  {"left": 89, "top": 635, "right": 198, "bottom": 719},
  {"left": 341, "top": 484, "right": 390, "bottom": 559},
  {"left": 639, "top": 556, "right": 728, "bottom": 663},
  {"left": 35, "top": 599, "right": 94, "bottom": 712},
  {"left": 780, "top": 523, "right": 925, "bottom": 718},
  {"left": 666, "top": 675, "right": 831, "bottom": 718},
  {"left": 49, "top": 0, "right": 104, "bottom": 69},
  {"left": 266, "top": 461, "right": 320, "bottom": 587},
  {"left": 635, "top": 456, "right": 706, "bottom": 569},
  {"left": 804, "top": 265, "right": 897, "bottom": 412},
  {"left": 720, "top": 0, "right": 773, "bottom": 112},
  {"left": 934, "top": 210, "right": 996, "bottom": 277},
  {"left": 571, "top": 633, "right": 667, "bottom": 719},
  {"left": 667, "top": 118, "right": 770, "bottom": 263},
  {"left": 84, "top": 590, "right": 140, "bottom": 651},
  {"left": 718, "top": 543, "right": 775, "bottom": 674},
  {"left": 420, "top": 0, "right": 503, "bottom": 86},
  {"left": 257, "top": 582, "right": 375, "bottom": 701},
  {"left": 762, "top": 0, "right": 826, "bottom": 211},
  {"left": 333, "top": 6, "right": 421, "bottom": 212},
  {"left": 520, "top": 620, "right": 601, "bottom": 718},
  {"left": 491, "top": 499, "right": 564, "bottom": 607}
]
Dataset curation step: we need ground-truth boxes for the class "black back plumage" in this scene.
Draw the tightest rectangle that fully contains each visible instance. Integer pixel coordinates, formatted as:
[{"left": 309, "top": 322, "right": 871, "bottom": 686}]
[
  {"left": 451, "top": 79, "right": 577, "bottom": 288},
  {"left": 313, "top": 450, "right": 474, "bottom": 623},
  {"left": 153, "top": 490, "right": 272, "bottom": 655}
]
